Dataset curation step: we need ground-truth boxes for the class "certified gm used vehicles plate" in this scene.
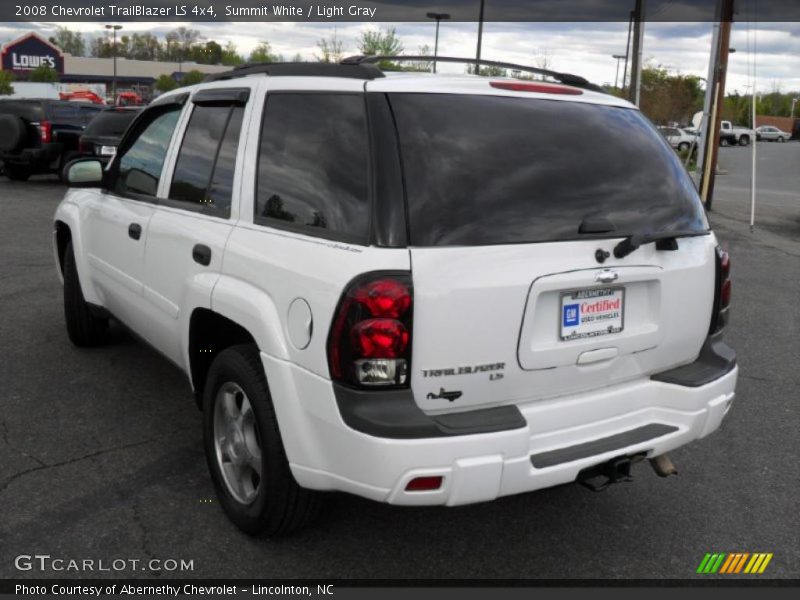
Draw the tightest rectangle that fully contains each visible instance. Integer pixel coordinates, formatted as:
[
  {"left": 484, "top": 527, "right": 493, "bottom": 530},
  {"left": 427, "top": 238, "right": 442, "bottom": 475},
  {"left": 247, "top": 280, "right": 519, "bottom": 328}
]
[{"left": 53, "top": 57, "right": 737, "bottom": 536}]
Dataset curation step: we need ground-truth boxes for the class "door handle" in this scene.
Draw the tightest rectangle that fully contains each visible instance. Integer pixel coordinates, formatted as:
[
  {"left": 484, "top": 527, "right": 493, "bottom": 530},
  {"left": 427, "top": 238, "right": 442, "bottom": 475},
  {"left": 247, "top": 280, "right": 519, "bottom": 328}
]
[
  {"left": 192, "top": 244, "right": 211, "bottom": 266},
  {"left": 128, "top": 223, "right": 142, "bottom": 240}
]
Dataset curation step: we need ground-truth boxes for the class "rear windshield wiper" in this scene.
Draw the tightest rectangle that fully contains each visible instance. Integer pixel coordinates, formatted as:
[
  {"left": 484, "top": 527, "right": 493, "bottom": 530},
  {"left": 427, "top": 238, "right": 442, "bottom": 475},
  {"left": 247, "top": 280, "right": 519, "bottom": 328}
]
[{"left": 613, "top": 230, "right": 710, "bottom": 259}]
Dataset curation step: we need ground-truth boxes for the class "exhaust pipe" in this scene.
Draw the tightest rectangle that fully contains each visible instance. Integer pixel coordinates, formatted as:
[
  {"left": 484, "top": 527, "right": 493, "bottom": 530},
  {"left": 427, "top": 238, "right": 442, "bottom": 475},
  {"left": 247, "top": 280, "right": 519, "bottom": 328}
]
[{"left": 649, "top": 453, "right": 678, "bottom": 477}]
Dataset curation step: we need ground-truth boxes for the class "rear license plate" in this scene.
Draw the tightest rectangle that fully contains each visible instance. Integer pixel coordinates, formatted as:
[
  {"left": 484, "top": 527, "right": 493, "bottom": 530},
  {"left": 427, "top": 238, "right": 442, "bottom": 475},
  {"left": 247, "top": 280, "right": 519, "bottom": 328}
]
[
  {"left": 99, "top": 145, "right": 116, "bottom": 156},
  {"left": 560, "top": 287, "right": 624, "bottom": 341}
]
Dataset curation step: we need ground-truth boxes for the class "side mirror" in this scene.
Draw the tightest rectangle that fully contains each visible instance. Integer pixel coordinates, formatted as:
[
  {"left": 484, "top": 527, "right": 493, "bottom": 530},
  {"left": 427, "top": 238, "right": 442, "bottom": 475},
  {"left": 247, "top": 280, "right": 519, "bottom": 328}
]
[{"left": 64, "top": 159, "right": 104, "bottom": 187}]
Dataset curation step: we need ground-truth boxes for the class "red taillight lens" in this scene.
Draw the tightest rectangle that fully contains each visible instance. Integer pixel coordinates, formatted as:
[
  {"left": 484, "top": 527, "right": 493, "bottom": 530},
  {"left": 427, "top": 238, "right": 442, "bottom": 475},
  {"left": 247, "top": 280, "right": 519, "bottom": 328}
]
[
  {"left": 405, "top": 476, "right": 443, "bottom": 492},
  {"left": 490, "top": 81, "right": 583, "bottom": 95},
  {"left": 711, "top": 248, "right": 731, "bottom": 333},
  {"left": 39, "top": 121, "right": 52, "bottom": 143},
  {"left": 353, "top": 279, "right": 412, "bottom": 318},
  {"left": 328, "top": 272, "right": 413, "bottom": 388},
  {"left": 351, "top": 319, "right": 409, "bottom": 358},
  {"left": 720, "top": 278, "right": 732, "bottom": 308}
]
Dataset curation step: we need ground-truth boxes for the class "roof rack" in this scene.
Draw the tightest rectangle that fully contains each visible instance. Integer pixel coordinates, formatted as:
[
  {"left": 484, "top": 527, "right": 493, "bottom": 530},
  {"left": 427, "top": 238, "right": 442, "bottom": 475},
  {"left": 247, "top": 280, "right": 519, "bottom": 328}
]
[
  {"left": 341, "top": 55, "right": 605, "bottom": 93},
  {"left": 203, "top": 61, "right": 385, "bottom": 82}
]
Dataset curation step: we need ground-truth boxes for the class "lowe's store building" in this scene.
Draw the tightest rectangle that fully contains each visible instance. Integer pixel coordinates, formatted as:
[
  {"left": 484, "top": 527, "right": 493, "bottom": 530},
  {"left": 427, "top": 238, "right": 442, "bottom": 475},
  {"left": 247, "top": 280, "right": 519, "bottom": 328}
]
[{"left": 1, "top": 32, "right": 227, "bottom": 101}]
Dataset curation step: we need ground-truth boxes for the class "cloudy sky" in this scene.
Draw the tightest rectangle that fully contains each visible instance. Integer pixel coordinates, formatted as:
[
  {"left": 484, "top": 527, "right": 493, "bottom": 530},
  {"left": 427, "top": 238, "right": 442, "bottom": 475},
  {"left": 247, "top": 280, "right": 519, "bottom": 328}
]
[{"left": 1, "top": 20, "right": 798, "bottom": 93}]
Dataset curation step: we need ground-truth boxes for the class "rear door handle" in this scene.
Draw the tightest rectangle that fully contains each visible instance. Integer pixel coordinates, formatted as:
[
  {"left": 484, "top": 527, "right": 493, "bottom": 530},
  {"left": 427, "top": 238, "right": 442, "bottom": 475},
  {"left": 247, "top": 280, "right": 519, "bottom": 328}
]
[
  {"left": 128, "top": 223, "right": 142, "bottom": 240},
  {"left": 192, "top": 244, "right": 211, "bottom": 266}
]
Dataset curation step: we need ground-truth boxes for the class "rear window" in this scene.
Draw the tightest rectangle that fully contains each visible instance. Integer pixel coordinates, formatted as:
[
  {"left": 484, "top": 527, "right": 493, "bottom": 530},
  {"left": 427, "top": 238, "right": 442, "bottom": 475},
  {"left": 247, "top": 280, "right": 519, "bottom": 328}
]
[
  {"left": 84, "top": 109, "right": 140, "bottom": 137},
  {"left": 0, "top": 101, "right": 44, "bottom": 122},
  {"left": 389, "top": 94, "right": 707, "bottom": 247}
]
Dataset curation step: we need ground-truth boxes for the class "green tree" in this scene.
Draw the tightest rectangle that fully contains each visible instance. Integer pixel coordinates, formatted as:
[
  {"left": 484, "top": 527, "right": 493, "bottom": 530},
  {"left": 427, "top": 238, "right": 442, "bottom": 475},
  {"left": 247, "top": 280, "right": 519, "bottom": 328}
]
[
  {"left": 357, "top": 26, "right": 403, "bottom": 70},
  {"left": 466, "top": 64, "right": 508, "bottom": 77},
  {"left": 49, "top": 26, "right": 85, "bottom": 56},
  {"left": 28, "top": 65, "right": 58, "bottom": 82},
  {"left": 403, "top": 45, "right": 433, "bottom": 72},
  {"left": 0, "top": 71, "right": 14, "bottom": 95},
  {"left": 316, "top": 32, "right": 344, "bottom": 63},
  {"left": 221, "top": 42, "right": 244, "bottom": 66},
  {"left": 179, "top": 70, "right": 205, "bottom": 87},
  {"left": 638, "top": 64, "right": 704, "bottom": 125},
  {"left": 155, "top": 74, "right": 178, "bottom": 93},
  {"left": 190, "top": 40, "right": 223, "bottom": 65},
  {"left": 249, "top": 41, "right": 279, "bottom": 64}
]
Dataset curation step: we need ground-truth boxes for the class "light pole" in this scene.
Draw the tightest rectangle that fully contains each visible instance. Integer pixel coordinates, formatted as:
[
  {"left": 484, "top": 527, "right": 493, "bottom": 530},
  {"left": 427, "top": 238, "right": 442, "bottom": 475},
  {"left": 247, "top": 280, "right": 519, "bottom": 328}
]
[
  {"left": 612, "top": 54, "right": 626, "bottom": 89},
  {"left": 105, "top": 24, "right": 122, "bottom": 105},
  {"left": 475, "top": 0, "right": 485, "bottom": 74},
  {"left": 792, "top": 98, "right": 798, "bottom": 119},
  {"left": 426, "top": 12, "right": 450, "bottom": 73}
]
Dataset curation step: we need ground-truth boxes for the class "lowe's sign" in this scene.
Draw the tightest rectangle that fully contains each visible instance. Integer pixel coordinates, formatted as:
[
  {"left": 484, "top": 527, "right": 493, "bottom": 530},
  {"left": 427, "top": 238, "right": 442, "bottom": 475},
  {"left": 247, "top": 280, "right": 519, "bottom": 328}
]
[{"left": 1, "top": 33, "right": 64, "bottom": 74}]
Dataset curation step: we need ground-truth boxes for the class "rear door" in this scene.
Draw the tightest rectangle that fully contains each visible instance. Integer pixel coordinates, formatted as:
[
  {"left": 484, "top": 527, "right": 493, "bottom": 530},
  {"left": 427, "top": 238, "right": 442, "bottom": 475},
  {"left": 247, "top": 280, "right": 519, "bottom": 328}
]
[
  {"left": 140, "top": 86, "right": 251, "bottom": 364},
  {"left": 384, "top": 91, "right": 715, "bottom": 413}
]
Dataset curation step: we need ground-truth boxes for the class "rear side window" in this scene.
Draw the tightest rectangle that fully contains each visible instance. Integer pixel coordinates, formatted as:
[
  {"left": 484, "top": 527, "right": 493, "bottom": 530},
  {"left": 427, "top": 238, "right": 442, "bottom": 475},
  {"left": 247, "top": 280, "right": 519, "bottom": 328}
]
[
  {"left": 83, "top": 109, "right": 140, "bottom": 137},
  {"left": 168, "top": 104, "right": 244, "bottom": 216},
  {"left": 114, "top": 108, "right": 181, "bottom": 198},
  {"left": 255, "top": 93, "right": 370, "bottom": 244},
  {"left": 49, "top": 103, "right": 82, "bottom": 122},
  {"left": 389, "top": 94, "right": 707, "bottom": 247}
]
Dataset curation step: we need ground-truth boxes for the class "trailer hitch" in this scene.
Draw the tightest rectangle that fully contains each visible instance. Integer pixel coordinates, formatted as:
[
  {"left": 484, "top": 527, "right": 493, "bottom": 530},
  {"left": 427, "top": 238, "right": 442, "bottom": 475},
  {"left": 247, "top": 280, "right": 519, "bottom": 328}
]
[{"left": 577, "top": 453, "right": 647, "bottom": 492}]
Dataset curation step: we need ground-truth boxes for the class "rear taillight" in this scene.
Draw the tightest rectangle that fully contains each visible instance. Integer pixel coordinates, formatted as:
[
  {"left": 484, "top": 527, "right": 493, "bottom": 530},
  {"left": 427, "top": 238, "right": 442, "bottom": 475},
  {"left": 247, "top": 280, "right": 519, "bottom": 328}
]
[
  {"left": 39, "top": 120, "right": 52, "bottom": 143},
  {"left": 710, "top": 247, "right": 731, "bottom": 334},
  {"left": 78, "top": 137, "right": 88, "bottom": 154},
  {"left": 328, "top": 272, "right": 413, "bottom": 388}
]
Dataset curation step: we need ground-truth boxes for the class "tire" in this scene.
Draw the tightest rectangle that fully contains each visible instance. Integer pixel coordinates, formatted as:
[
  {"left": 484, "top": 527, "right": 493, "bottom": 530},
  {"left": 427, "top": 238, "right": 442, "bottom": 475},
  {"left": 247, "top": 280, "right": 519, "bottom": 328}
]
[
  {"left": 778, "top": 136, "right": 787, "bottom": 143},
  {"left": 203, "top": 344, "right": 321, "bottom": 537},
  {"left": 4, "top": 165, "right": 31, "bottom": 181},
  {"left": 63, "top": 242, "right": 107, "bottom": 346},
  {"left": 0, "top": 115, "right": 27, "bottom": 152},
  {"left": 678, "top": 142, "right": 690, "bottom": 152},
  {"left": 738, "top": 135, "right": 750, "bottom": 146},
  {"left": 720, "top": 138, "right": 730, "bottom": 147}
]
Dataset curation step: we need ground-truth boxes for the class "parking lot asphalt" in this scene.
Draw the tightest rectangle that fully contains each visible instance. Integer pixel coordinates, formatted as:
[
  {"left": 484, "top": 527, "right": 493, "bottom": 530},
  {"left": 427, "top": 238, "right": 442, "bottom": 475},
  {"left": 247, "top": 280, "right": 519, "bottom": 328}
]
[{"left": 1, "top": 143, "right": 798, "bottom": 581}]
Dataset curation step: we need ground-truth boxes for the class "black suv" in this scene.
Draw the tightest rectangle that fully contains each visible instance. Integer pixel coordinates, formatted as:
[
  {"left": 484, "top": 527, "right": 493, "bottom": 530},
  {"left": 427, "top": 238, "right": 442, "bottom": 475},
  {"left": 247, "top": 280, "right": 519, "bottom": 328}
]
[
  {"left": 78, "top": 107, "right": 142, "bottom": 163},
  {"left": 0, "top": 99, "right": 102, "bottom": 181}
]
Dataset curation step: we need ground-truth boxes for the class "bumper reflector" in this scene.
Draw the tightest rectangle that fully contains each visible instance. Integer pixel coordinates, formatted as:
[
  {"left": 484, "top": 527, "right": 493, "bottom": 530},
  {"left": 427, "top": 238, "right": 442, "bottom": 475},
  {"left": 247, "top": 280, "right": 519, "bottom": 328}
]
[{"left": 405, "top": 476, "right": 443, "bottom": 492}]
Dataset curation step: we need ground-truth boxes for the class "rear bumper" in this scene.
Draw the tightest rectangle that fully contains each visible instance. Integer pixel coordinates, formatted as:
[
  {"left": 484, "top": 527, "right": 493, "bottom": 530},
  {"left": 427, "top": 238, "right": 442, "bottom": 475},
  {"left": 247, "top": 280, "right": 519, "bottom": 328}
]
[{"left": 264, "top": 349, "right": 738, "bottom": 507}]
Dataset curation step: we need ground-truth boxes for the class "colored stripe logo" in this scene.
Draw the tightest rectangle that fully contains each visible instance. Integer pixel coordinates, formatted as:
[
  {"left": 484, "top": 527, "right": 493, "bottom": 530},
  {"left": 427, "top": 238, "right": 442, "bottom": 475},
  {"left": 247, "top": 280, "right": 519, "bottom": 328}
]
[{"left": 696, "top": 552, "right": 773, "bottom": 574}]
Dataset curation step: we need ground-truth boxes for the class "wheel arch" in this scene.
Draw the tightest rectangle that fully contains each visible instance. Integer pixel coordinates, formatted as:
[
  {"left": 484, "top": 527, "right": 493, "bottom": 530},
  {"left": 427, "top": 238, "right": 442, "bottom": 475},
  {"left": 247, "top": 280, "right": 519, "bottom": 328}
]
[{"left": 53, "top": 201, "right": 101, "bottom": 305}]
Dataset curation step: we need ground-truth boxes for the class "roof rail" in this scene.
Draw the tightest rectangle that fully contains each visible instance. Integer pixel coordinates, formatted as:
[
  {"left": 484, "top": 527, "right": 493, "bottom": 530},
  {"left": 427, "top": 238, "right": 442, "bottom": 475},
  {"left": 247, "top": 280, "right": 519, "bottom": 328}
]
[
  {"left": 341, "top": 55, "right": 605, "bottom": 93},
  {"left": 203, "top": 61, "right": 385, "bottom": 82}
]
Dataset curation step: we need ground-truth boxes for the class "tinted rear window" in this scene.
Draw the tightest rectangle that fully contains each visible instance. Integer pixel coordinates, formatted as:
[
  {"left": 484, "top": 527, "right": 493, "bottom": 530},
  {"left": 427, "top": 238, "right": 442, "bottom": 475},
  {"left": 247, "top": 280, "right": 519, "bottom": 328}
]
[
  {"left": 0, "top": 101, "right": 44, "bottom": 122},
  {"left": 389, "top": 94, "right": 707, "bottom": 247},
  {"left": 84, "top": 110, "right": 140, "bottom": 137}
]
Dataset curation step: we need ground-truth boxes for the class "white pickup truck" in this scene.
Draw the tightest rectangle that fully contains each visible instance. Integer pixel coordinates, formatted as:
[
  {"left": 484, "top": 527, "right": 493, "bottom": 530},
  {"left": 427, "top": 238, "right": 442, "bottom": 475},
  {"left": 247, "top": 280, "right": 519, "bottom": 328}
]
[
  {"left": 720, "top": 120, "right": 755, "bottom": 146},
  {"left": 54, "top": 59, "right": 738, "bottom": 536}
]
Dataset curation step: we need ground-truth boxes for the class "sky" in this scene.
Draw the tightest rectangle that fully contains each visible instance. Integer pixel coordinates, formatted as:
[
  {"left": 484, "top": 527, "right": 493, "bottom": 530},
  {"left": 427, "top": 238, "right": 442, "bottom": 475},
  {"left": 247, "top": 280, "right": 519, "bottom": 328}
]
[{"left": 1, "top": 20, "right": 798, "bottom": 94}]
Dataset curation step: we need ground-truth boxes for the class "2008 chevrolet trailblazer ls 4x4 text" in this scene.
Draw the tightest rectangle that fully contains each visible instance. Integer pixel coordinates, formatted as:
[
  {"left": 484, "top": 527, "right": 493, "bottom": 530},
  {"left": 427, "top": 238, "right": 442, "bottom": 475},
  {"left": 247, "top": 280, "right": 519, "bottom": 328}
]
[{"left": 53, "top": 57, "right": 737, "bottom": 536}]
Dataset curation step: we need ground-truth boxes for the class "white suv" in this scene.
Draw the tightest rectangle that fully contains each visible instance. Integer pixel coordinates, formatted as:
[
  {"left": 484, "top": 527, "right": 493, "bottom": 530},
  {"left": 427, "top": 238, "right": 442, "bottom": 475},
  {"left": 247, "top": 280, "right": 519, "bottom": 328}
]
[{"left": 54, "top": 59, "right": 737, "bottom": 536}]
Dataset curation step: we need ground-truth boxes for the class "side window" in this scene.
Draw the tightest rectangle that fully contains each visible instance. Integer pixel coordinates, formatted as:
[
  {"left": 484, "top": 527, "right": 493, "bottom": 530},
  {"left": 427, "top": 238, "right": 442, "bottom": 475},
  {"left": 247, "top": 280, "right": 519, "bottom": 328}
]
[
  {"left": 50, "top": 104, "right": 81, "bottom": 123},
  {"left": 168, "top": 104, "right": 244, "bottom": 217},
  {"left": 114, "top": 108, "right": 181, "bottom": 198},
  {"left": 255, "top": 93, "right": 370, "bottom": 244}
]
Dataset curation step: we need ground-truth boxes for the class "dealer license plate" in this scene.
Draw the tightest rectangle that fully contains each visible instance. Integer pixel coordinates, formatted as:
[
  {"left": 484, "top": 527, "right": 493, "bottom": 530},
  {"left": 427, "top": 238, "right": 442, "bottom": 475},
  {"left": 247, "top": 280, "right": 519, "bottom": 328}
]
[{"left": 560, "top": 287, "right": 624, "bottom": 341}]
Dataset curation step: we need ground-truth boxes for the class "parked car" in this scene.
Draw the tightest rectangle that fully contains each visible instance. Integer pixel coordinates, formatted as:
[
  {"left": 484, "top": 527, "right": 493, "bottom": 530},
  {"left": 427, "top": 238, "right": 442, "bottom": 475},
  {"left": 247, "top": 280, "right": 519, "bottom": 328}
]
[
  {"left": 658, "top": 126, "right": 696, "bottom": 151},
  {"left": 0, "top": 99, "right": 100, "bottom": 181},
  {"left": 755, "top": 125, "right": 791, "bottom": 142},
  {"left": 78, "top": 107, "right": 142, "bottom": 163},
  {"left": 720, "top": 120, "right": 754, "bottom": 146},
  {"left": 55, "top": 61, "right": 737, "bottom": 536}
]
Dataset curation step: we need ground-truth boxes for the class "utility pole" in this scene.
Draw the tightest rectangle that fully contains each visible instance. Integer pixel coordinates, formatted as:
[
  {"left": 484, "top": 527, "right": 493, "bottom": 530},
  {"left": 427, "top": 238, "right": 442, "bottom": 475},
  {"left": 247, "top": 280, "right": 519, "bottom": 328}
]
[
  {"left": 628, "top": 0, "right": 645, "bottom": 106},
  {"left": 475, "top": 0, "right": 485, "bottom": 74},
  {"left": 622, "top": 11, "right": 634, "bottom": 92},
  {"left": 613, "top": 54, "right": 626, "bottom": 89},
  {"left": 698, "top": 0, "right": 735, "bottom": 211},
  {"left": 105, "top": 24, "right": 122, "bottom": 106},
  {"left": 426, "top": 12, "right": 450, "bottom": 73}
]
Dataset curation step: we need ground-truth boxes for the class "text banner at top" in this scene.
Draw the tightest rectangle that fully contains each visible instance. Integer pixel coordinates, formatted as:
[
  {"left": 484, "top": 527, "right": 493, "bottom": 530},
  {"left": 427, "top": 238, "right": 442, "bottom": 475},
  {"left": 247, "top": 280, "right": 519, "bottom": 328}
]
[{"left": 4, "top": 0, "right": 800, "bottom": 22}]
